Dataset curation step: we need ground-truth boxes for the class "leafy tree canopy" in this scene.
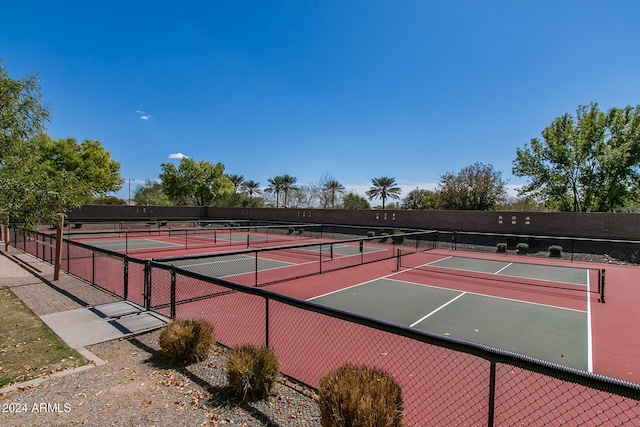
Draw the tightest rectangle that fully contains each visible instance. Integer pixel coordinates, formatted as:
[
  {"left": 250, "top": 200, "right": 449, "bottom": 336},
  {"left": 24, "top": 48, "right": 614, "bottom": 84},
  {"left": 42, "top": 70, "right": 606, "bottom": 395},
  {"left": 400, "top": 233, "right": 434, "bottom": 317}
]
[
  {"left": 0, "top": 61, "right": 51, "bottom": 160},
  {"left": 35, "top": 135, "right": 123, "bottom": 198},
  {"left": 342, "top": 192, "right": 371, "bottom": 210},
  {"left": 133, "top": 180, "right": 172, "bottom": 206},
  {"left": 513, "top": 102, "right": 640, "bottom": 212},
  {"left": 437, "top": 162, "right": 507, "bottom": 210},
  {"left": 1, "top": 62, "right": 123, "bottom": 225},
  {"left": 402, "top": 188, "right": 439, "bottom": 210},
  {"left": 159, "top": 157, "right": 234, "bottom": 206}
]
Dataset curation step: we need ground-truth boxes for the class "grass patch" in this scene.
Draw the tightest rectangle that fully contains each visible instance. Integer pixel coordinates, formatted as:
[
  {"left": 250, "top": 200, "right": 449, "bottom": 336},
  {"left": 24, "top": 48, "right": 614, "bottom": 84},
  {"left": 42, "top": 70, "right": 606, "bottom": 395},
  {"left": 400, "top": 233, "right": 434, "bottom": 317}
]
[{"left": 0, "top": 286, "right": 86, "bottom": 388}]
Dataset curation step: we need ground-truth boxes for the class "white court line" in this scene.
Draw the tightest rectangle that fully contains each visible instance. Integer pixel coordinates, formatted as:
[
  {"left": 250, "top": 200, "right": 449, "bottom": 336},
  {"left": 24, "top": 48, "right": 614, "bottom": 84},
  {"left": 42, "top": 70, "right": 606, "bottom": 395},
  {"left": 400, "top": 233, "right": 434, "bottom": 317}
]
[
  {"left": 410, "top": 292, "right": 466, "bottom": 327},
  {"left": 494, "top": 263, "right": 513, "bottom": 274}
]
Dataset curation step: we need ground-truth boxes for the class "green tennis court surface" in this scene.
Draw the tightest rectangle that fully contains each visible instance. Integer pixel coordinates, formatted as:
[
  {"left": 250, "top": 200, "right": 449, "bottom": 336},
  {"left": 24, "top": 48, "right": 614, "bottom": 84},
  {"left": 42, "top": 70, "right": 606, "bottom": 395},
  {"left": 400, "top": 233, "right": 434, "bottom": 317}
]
[
  {"left": 86, "top": 238, "right": 181, "bottom": 251},
  {"left": 166, "top": 254, "right": 293, "bottom": 277},
  {"left": 428, "top": 256, "right": 591, "bottom": 286},
  {"left": 310, "top": 278, "right": 589, "bottom": 370},
  {"left": 157, "top": 243, "right": 385, "bottom": 278}
]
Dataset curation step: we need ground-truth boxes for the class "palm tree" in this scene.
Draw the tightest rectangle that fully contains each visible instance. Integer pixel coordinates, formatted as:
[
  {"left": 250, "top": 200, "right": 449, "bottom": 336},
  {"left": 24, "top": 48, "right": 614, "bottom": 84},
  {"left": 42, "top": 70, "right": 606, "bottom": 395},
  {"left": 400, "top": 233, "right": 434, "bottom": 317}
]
[
  {"left": 280, "top": 174, "right": 298, "bottom": 208},
  {"left": 240, "top": 180, "right": 261, "bottom": 200},
  {"left": 266, "top": 176, "right": 285, "bottom": 207},
  {"left": 323, "top": 179, "right": 345, "bottom": 208},
  {"left": 228, "top": 174, "right": 245, "bottom": 193},
  {"left": 366, "top": 177, "right": 401, "bottom": 209}
]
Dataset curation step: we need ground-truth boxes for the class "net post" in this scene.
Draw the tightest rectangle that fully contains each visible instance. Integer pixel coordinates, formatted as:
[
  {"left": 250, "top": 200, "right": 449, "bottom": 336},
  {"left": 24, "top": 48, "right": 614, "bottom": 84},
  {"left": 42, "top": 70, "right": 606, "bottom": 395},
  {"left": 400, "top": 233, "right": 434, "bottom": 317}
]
[
  {"left": 247, "top": 233, "right": 250, "bottom": 249},
  {"left": 600, "top": 269, "right": 606, "bottom": 303},
  {"left": 396, "top": 249, "right": 401, "bottom": 271}
]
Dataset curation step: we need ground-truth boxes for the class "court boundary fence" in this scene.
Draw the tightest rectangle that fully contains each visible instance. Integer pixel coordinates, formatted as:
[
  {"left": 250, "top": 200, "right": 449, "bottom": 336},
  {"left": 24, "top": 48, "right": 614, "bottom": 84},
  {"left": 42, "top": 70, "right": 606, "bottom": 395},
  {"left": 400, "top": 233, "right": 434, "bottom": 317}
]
[{"left": 8, "top": 226, "right": 640, "bottom": 426}]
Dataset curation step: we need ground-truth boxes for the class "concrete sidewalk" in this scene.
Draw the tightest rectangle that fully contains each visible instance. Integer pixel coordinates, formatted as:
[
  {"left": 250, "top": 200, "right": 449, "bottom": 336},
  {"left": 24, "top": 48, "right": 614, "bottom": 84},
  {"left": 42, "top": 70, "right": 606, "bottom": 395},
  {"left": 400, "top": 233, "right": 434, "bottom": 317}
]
[{"left": 0, "top": 246, "right": 169, "bottom": 393}]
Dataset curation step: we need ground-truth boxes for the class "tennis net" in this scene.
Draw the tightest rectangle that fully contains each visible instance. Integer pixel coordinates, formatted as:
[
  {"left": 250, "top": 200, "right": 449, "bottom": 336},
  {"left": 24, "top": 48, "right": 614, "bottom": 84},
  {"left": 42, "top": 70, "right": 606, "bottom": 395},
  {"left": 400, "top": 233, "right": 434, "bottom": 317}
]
[{"left": 397, "top": 251, "right": 605, "bottom": 302}]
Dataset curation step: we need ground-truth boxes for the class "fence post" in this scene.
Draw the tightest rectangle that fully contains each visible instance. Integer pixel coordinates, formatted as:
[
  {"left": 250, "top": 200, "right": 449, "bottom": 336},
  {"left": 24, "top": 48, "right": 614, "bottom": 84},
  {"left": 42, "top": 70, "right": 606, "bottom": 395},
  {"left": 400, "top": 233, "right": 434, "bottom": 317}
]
[
  {"left": 170, "top": 269, "right": 176, "bottom": 319},
  {"left": 123, "top": 257, "right": 129, "bottom": 301},
  {"left": 265, "top": 298, "right": 270, "bottom": 348},
  {"left": 255, "top": 252, "right": 259, "bottom": 286},
  {"left": 144, "top": 260, "right": 151, "bottom": 311},
  {"left": 91, "top": 251, "right": 95, "bottom": 285},
  {"left": 488, "top": 360, "right": 496, "bottom": 427}
]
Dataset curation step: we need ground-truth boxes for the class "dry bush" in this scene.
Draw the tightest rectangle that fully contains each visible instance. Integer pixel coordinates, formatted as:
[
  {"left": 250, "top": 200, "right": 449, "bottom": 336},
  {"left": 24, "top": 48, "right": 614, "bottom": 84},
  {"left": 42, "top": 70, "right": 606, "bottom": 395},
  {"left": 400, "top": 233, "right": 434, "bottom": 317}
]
[
  {"left": 226, "top": 345, "right": 280, "bottom": 401},
  {"left": 318, "top": 363, "right": 404, "bottom": 427},
  {"left": 158, "top": 319, "right": 214, "bottom": 364}
]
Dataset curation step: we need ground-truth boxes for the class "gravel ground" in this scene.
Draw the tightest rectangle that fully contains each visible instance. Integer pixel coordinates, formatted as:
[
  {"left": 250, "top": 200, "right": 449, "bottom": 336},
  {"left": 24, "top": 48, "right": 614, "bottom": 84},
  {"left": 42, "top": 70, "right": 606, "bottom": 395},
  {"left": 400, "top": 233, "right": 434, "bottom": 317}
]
[{"left": 0, "top": 330, "right": 321, "bottom": 427}]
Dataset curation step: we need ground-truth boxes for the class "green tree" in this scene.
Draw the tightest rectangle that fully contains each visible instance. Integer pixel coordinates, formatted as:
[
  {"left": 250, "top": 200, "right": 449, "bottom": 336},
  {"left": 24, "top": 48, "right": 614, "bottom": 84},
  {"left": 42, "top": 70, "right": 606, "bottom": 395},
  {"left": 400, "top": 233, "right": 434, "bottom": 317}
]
[
  {"left": 1, "top": 62, "right": 121, "bottom": 226},
  {"left": 265, "top": 176, "right": 284, "bottom": 207},
  {"left": 133, "top": 180, "right": 172, "bottom": 206},
  {"left": 341, "top": 192, "right": 371, "bottom": 209},
  {"left": 513, "top": 102, "right": 640, "bottom": 212},
  {"left": 437, "top": 162, "right": 507, "bottom": 210},
  {"left": 280, "top": 174, "right": 298, "bottom": 208},
  {"left": 0, "top": 61, "right": 51, "bottom": 160},
  {"left": 402, "top": 188, "right": 439, "bottom": 210},
  {"left": 228, "top": 174, "right": 245, "bottom": 193},
  {"left": 159, "top": 158, "right": 234, "bottom": 206},
  {"left": 35, "top": 135, "right": 123, "bottom": 200},
  {"left": 240, "top": 180, "right": 262, "bottom": 200},
  {"left": 323, "top": 179, "right": 345, "bottom": 209},
  {"left": 366, "top": 177, "right": 401, "bottom": 209}
]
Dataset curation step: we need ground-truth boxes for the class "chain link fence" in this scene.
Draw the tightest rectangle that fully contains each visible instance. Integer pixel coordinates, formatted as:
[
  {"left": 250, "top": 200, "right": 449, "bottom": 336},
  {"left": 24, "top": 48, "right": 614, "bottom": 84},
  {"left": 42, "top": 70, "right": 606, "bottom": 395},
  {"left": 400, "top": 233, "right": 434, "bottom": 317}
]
[{"left": 8, "top": 226, "right": 640, "bottom": 426}]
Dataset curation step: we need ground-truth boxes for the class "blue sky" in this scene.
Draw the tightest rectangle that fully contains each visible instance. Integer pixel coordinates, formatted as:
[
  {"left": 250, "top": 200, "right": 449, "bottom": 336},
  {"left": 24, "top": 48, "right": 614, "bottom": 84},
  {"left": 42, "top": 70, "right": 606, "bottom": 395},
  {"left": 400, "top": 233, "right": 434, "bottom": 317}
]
[{"left": 2, "top": 1, "right": 640, "bottom": 202}]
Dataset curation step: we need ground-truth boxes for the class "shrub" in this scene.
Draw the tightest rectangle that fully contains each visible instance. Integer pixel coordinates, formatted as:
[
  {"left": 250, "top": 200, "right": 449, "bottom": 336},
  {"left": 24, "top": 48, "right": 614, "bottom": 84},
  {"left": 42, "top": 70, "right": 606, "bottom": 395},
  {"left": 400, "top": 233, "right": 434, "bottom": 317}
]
[
  {"left": 516, "top": 242, "right": 529, "bottom": 254},
  {"left": 548, "top": 245, "right": 563, "bottom": 257},
  {"left": 496, "top": 242, "right": 507, "bottom": 253},
  {"left": 226, "top": 345, "right": 280, "bottom": 401},
  {"left": 318, "top": 364, "right": 404, "bottom": 427},
  {"left": 159, "top": 319, "right": 214, "bottom": 364},
  {"left": 367, "top": 231, "right": 375, "bottom": 238}
]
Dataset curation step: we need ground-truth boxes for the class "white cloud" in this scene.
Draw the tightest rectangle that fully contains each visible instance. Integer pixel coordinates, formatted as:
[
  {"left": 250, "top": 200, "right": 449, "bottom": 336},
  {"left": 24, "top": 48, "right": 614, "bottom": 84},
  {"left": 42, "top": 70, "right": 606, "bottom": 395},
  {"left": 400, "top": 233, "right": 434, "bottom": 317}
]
[
  {"left": 168, "top": 152, "right": 188, "bottom": 159},
  {"left": 135, "top": 110, "right": 152, "bottom": 120}
]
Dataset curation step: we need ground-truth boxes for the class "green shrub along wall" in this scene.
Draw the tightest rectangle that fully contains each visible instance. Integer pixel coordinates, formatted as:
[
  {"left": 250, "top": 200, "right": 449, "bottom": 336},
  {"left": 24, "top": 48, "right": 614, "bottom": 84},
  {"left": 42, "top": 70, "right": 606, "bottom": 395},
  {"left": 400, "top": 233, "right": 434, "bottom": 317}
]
[{"left": 66, "top": 205, "right": 640, "bottom": 241}]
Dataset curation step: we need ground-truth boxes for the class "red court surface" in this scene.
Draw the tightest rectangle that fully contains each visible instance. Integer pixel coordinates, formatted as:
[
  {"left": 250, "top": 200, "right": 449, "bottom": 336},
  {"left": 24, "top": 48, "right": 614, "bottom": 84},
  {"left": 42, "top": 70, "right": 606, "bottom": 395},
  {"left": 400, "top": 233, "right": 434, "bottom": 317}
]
[
  {"left": 68, "top": 232, "right": 640, "bottom": 385},
  {"left": 264, "top": 249, "right": 640, "bottom": 385}
]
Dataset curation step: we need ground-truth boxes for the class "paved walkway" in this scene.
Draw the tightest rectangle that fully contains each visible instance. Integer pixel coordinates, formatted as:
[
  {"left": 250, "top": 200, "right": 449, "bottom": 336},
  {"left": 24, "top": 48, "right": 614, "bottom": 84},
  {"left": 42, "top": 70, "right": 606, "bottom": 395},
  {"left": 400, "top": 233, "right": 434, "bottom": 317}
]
[{"left": 0, "top": 245, "right": 169, "bottom": 393}]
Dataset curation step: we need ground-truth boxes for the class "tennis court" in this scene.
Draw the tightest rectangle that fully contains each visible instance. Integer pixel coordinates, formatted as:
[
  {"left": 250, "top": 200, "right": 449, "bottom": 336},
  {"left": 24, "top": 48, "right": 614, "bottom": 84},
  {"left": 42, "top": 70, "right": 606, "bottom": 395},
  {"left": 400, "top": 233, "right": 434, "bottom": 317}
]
[
  {"left": 158, "top": 242, "right": 387, "bottom": 279},
  {"left": 310, "top": 275, "right": 590, "bottom": 370}
]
